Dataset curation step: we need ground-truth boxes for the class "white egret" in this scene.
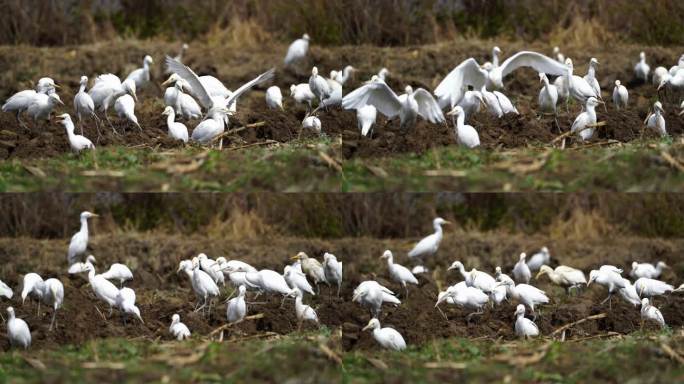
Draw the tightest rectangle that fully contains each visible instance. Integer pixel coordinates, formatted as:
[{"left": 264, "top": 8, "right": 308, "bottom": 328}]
[
  {"left": 226, "top": 285, "right": 247, "bottom": 323},
  {"left": 3, "top": 77, "right": 58, "bottom": 128},
  {"left": 162, "top": 106, "right": 189, "bottom": 143},
  {"left": 527, "top": 247, "right": 550, "bottom": 272},
  {"left": 284, "top": 34, "right": 310, "bottom": 66},
  {"left": 357, "top": 104, "right": 377, "bottom": 137},
  {"left": 165, "top": 57, "right": 275, "bottom": 145},
  {"left": 497, "top": 280, "right": 549, "bottom": 319},
  {"left": 73, "top": 76, "right": 100, "bottom": 135},
  {"left": 290, "top": 83, "right": 316, "bottom": 109},
  {"left": 85, "top": 263, "right": 120, "bottom": 316},
  {"left": 170, "top": 313, "right": 191, "bottom": 340},
  {"left": 100, "top": 263, "right": 133, "bottom": 288},
  {"left": 381, "top": 250, "right": 418, "bottom": 298},
  {"left": 343, "top": 82, "right": 445, "bottom": 130},
  {"left": 583, "top": 58, "right": 601, "bottom": 97},
  {"left": 309, "top": 67, "right": 332, "bottom": 105},
  {"left": 265, "top": 86, "right": 284, "bottom": 110},
  {"left": 352, "top": 281, "right": 400, "bottom": 318},
  {"left": 538, "top": 73, "right": 558, "bottom": 116},
  {"left": 564, "top": 59, "right": 599, "bottom": 103},
  {"left": 434, "top": 52, "right": 567, "bottom": 108},
  {"left": 126, "top": 55, "right": 155, "bottom": 90},
  {"left": 618, "top": 278, "right": 642, "bottom": 306},
  {"left": 216, "top": 258, "right": 257, "bottom": 274},
  {"left": 490, "top": 270, "right": 508, "bottom": 306},
  {"left": 244, "top": 269, "right": 292, "bottom": 297},
  {"left": 26, "top": 93, "right": 64, "bottom": 124},
  {"left": 536, "top": 265, "right": 587, "bottom": 294},
  {"left": 436, "top": 282, "right": 469, "bottom": 312},
  {"left": 450, "top": 262, "right": 497, "bottom": 293},
  {"left": 447, "top": 106, "right": 480, "bottom": 148},
  {"left": 165, "top": 44, "right": 189, "bottom": 74},
  {"left": 412, "top": 265, "right": 429, "bottom": 275},
  {"left": 644, "top": 101, "right": 666, "bottom": 138},
  {"left": 571, "top": 97, "right": 602, "bottom": 141},
  {"left": 362, "top": 318, "right": 406, "bottom": 351},
  {"left": 116, "top": 287, "right": 143, "bottom": 324},
  {"left": 495, "top": 266, "right": 515, "bottom": 285},
  {"left": 332, "top": 66, "right": 355, "bottom": 85},
  {"left": 198, "top": 254, "right": 224, "bottom": 286},
  {"left": 114, "top": 94, "right": 141, "bottom": 132},
  {"left": 612, "top": 80, "right": 628, "bottom": 110},
  {"left": 68, "top": 211, "right": 98, "bottom": 266},
  {"left": 190, "top": 258, "right": 220, "bottom": 314},
  {"left": 435, "top": 285, "right": 489, "bottom": 321},
  {"left": 6, "top": 307, "right": 31, "bottom": 349},
  {"left": 588, "top": 268, "right": 627, "bottom": 308},
  {"left": 514, "top": 304, "right": 539, "bottom": 339},
  {"left": 290, "top": 288, "right": 318, "bottom": 330},
  {"left": 0, "top": 279, "right": 12, "bottom": 299},
  {"left": 448, "top": 261, "right": 472, "bottom": 284},
  {"left": 653, "top": 66, "right": 669, "bottom": 87},
  {"left": 21, "top": 272, "right": 45, "bottom": 312},
  {"left": 634, "top": 278, "right": 674, "bottom": 298},
  {"left": 634, "top": 52, "right": 650, "bottom": 82},
  {"left": 377, "top": 68, "right": 390, "bottom": 83},
  {"left": 302, "top": 115, "right": 322, "bottom": 134},
  {"left": 57, "top": 114, "right": 95, "bottom": 154},
  {"left": 292, "top": 252, "right": 327, "bottom": 289},
  {"left": 457, "top": 88, "right": 484, "bottom": 120},
  {"left": 284, "top": 265, "right": 315, "bottom": 296},
  {"left": 41, "top": 278, "right": 64, "bottom": 331},
  {"left": 68, "top": 255, "right": 96, "bottom": 274},
  {"left": 408, "top": 218, "right": 450, "bottom": 262},
  {"left": 89, "top": 74, "right": 137, "bottom": 124},
  {"left": 161, "top": 75, "right": 203, "bottom": 119},
  {"left": 323, "top": 252, "right": 343, "bottom": 297},
  {"left": 641, "top": 298, "right": 666, "bottom": 329},
  {"left": 631, "top": 261, "right": 668, "bottom": 280},
  {"left": 513, "top": 253, "right": 532, "bottom": 284}
]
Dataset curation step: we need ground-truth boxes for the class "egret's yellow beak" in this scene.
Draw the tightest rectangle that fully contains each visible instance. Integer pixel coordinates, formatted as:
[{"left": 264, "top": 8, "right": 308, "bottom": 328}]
[
  {"left": 352, "top": 292, "right": 361, "bottom": 301},
  {"left": 290, "top": 255, "right": 300, "bottom": 260},
  {"left": 54, "top": 84, "right": 61, "bottom": 89},
  {"left": 91, "top": 213, "right": 99, "bottom": 217},
  {"left": 362, "top": 324, "right": 372, "bottom": 331},
  {"left": 535, "top": 271, "right": 544, "bottom": 279}
]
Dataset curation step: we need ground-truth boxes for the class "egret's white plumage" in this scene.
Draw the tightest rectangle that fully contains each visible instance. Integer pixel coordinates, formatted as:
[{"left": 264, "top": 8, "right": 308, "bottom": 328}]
[
  {"left": 57, "top": 114, "right": 95, "bottom": 153},
  {"left": 284, "top": 265, "right": 315, "bottom": 296},
  {"left": 169, "top": 313, "right": 191, "bottom": 340},
  {"left": 653, "top": 66, "right": 669, "bottom": 87},
  {"left": 41, "top": 278, "right": 64, "bottom": 331},
  {"left": 571, "top": 97, "right": 601, "bottom": 141},
  {"left": 332, "top": 66, "right": 355, "bottom": 85},
  {"left": 362, "top": 318, "right": 406, "bottom": 351},
  {"left": 536, "top": 265, "right": 587, "bottom": 294},
  {"left": 100, "top": 263, "right": 133, "bottom": 288},
  {"left": 190, "top": 258, "right": 220, "bottom": 313},
  {"left": 583, "top": 58, "right": 601, "bottom": 97},
  {"left": 513, "top": 253, "right": 532, "bottom": 284},
  {"left": 634, "top": 52, "right": 650, "bottom": 82},
  {"left": 447, "top": 106, "right": 480, "bottom": 148},
  {"left": 162, "top": 106, "right": 189, "bottom": 143},
  {"left": 302, "top": 115, "right": 322, "bottom": 134},
  {"left": 6, "top": 307, "right": 31, "bottom": 349},
  {"left": 290, "top": 83, "right": 316, "bottom": 108},
  {"left": 618, "top": 278, "right": 642, "bottom": 306},
  {"left": 538, "top": 73, "right": 558, "bottom": 114},
  {"left": 266, "top": 86, "right": 284, "bottom": 110},
  {"left": 641, "top": 298, "right": 666, "bottom": 328},
  {"left": 357, "top": 104, "right": 377, "bottom": 137},
  {"left": 2, "top": 78, "right": 58, "bottom": 127},
  {"left": 634, "top": 277, "right": 674, "bottom": 298},
  {"left": 644, "top": 101, "right": 667, "bottom": 138},
  {"left": 0, "top": 279, "right": 12, "bottom": 299},
  {"left": 85, "top": 263, "right": 120, "bottom": 315},
  {"left": 564, "top": 59, "right": 599, "bottom": 103},
  {"left": 352, "top": 281, "right": 400, "bottom": 317},
  {"left": 292, "top": 252, "right": 327, "bottom": 288},
  {"left": 114, "top": 94, "right": 141, "bottom": 131},
  {"left": 284, "top": 34, "right": 310, "bottom": 66},
  {"left": 198, "top": 253, "right": 224, "bottom": 286},
  {"left": 588, "top": 267, "right": 627, "bottom": 308},
  {"left": 309, "top": 67, "right": 332, "bottom": 104},
  {"left": 381, "top": 250, "right": 418, "bottom": 298},
  {"left": 497, "top": 280, "right": 549, "bottom": 316},
  {"left": 323, "top": 252, "right": 343, "bottom": 296},
  {"left": 89, "top": 74, "right": 137, "bottom": 120},
  {"left": 26, "top": 93, "right": 64, "bottom": 122},
  {"left": 457, "top": 89, "right": 484, "bottom": 120},
  {"left": 291, "top": 288, "right": 318, "bottom": 327},
  {"left": 612, "top": 80, "right": 628, "bottom": 110},
  {"left": 226, "top": 285, "right": 247, "bottom": 323},
  {"left": 74, "top": 76, "right": 99, "bottom": 133},
  {"left": 116, "top": 287, "right": 143, "bottom": 324},
  {"left": 244, "top": 269, "right": 291, "bottom": 296},
  {"left": 125, "top": 55, "right": 154, "bottom": 90},
  {"left": 553, "top": 46, "right": 565, "bottom": 63},
  {"left": 527, "top": 247, "right": 550, "bottom": 272},
  {"left": 68, "top": 211, "right": 98, "bottom": 266},
  {"left": 408, "top": 218, "right": 449, "bottom": 261},
  {"left": 514, "top": 304, "right": 539, "bottom": 339},
  {"left": 630, "top": 261, "right": 668, "bottom": 280},
  {"left": 435, "top": 284, "right": 489, "bottom": 321}
]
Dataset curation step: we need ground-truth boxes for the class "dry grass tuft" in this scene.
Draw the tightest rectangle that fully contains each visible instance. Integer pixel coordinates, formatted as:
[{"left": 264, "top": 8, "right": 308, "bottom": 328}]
[
  {"left": 207, "top": 18, "right": 273, "bottom": 49},
  {"left": 548, "top": 208, "right": 616, "bottom": 241},
  {"left": 205, "top": 207, "right": 273, "bottom": 240},
  {"left": 549, "top": 17, "right": 616, "bottom": 50}
]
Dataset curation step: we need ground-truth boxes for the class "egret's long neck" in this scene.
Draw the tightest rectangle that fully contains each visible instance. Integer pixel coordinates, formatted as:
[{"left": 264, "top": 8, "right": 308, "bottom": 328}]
[
  {"left": 80, "top": 216, "right": 89, "bottom": 236},
  {"left": 7, "top": 311, "right": 14, "bottom": 320},
  {"left": 65, "top": 121, "right": 76, "bottom": 139},
  {"left": 587, "top": 65, "right": 596, "bottom": 78},
  {"left": 385, "top": 256, "right": 393, "bottom": 267},
  {"left": 166, "top": 112, "right": 176, "bottom": 127},
  {"left": 492, "top": 50, "right": 499, "bottom": 67},
  {"left": 455, "top": 113, "right": 465, "bottom": 132},
  {"left": 79, "top": 83, "right": 87, "bottom": 93},
  {"left": 586, "top": 104, "right": 597, "bottom": 119},
  {"left": 87, "top": 268, "right": 95, "bottom": 282}
]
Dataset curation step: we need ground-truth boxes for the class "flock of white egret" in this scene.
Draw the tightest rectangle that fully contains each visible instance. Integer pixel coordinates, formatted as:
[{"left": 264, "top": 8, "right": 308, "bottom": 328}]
[
  {"left": 1, "top": 213, "right": 682, "bottom": 351},
  {"left": 3, "top": 38, "right": 684, "bottom": 154}
]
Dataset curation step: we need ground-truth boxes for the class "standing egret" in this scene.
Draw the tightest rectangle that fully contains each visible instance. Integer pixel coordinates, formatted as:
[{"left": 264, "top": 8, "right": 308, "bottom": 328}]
[
  {"left": 514, "top": 304, "right": 539, "bottom": 339},
  {"left": 634, "top": 278, "right": 674, "bottom": 298},
  {"left": 126, "top": 55, "right": 155, "bottom": 90},
  {"left": 583, "top": 58, "right": 601, "bottom": 97},
  {"left": 357, "top": 105, "right": 378, "bottom": 137},
  {"left": 74, "top": 76, "right": 100, "bottom": 136},
  {"left": 292, "top": 252, "right": 327, "bottom": 290},
  {"left": 26, "top": 93, "right": 64, "bottom": 124},
  {"left": 490, "top": 270, "right": 509, "bottom": 306},
  {"left": 244, "top": 269, "right": 292, "bottom": 300},
  {"left": 644, "top": 101, "right": 666, "bottom": 138},
  {"left": 496, "top": 280, "right": 549, "bottom": 319},
  {"left": 57, "top": 114, "right": 95, "bottom": 154},
  {"left": 343, "top": 82, "right": 445, "bottom": 130},
  {"left": 3, "top": 77, "right": 58, "bottom": 128},
  {"left": 513, "top": 253, "right": 531, "bottom": 284},
  {"left": 536, "top": 265, "right": 587, "bottom": 294},
  {"left": 570, "top": 97, "right": 602, "bottom": 142},
  {"left": 450, "top": 263, "right": 497, "bottom": 293},
  {"left": 352, "top": 281, "right": 400, "bottom": 318},
  {"left": 85, "top": 263, "right": 120, "bottom": 317},
  {"left": 381, "top": 250, "right": 418, "bottom": 298},
  {"left": 618, "top": 278, "right": 642, "bottom": 306},
  {"left": 538, "top": 73, "right": 558, "bottom": 118},
  {"left": 447, "top": 106, "right": 480, "bottom": 148},
  {"left": 116, "top": 287, "right": 143, "bottom": 324},
  {"left": 435, "top": 285, "right": 489, "bottom": 322},
  {"left": 169, "top": 314, "right": 191, "bottom": 340},
  {"left": 89, "top": 74, "right": 137, "bottom": 125},
  {"left": 588, "top": 268, "right": 626, "bottom": 309},
  {"left": 640, "top": 298, "right": 666, "bottom": 329},
  {"left": 302, "top": 115, "right": 322, "bottom": 134},
  {"left": 564, "top": 59, "right": 599, "bottom": 103},
  {"left": 6, "top": 307, "right": 31, "bottom": 349},
  {"left": 266, "top": 86, "right": 284, "bottom": 110},
  {"left": 362, "top": 318, "right": 406, "bottom": 351},
  {"left": 161, "top": 106, "right": 189, "bottom": 143},
  {"left": 41, "top": 278, "right": 64, "bottom": 331},
  {"left": 309, "top": 67, "right": 332, "bottom": 105},
  {"left": 161, "top": 75, "right": 202, "bottom": 119},
  {"left": 101, "top": 263, "right": 133, "bottom": 288},
  {"left": 612, "top": 80, "right": 628, "bottom": 110},
  {"left": 114, "top": 94, "right": 142, "bottom": 132},
  {"left": 408, "top": 218, "right": 450, "bottom": 263},
  {"left": 290, "top": 83, "right": 315, "bottom": 109},
  {"left": 198, "top": 254, "right": 225, "bottom": 286},
  {"left": 495, "top": 266, "right": 515, "bottom": 285},
  {"left": 68, "top": 211, "right": 98, "bottom": 265},
  {"left": 332, "top": 66, "right": 356, "bottom": 85},
  {"left": 653, "top": 66, "right": 669, "bottom": 87},
  {"left": 190, "top": 258, "right": 220, "bottom": 314},
  {"left": 634, "top": 52, "right": 650, "bottom": 82},
  {"left": 323, "top": 252, "right": 343, "bottom": 297},
  {"left": 284, "top": 34, "right": 310, "bottom": 66},
  {"left": 284, "top": 265, "right": 315, "bottom": 296},
  {"left": 527, "top": 247, "right": 550, "bottom": 272},
  {"left": 631, "top": 261, "right": 668, "bottom": 280},
  {"left": 226, "top": 285, "right": 247, "bottom": 323},
  {"left": 21, "top": 273, "right": 45, "bottom": 313},
  {"left": 290, "top": 288, "right": 318, "bottom": 330}
]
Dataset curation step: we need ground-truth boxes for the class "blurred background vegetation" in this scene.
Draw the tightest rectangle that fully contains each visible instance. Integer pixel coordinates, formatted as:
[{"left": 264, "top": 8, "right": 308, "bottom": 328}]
[
  {"left": 1, "top": 0, "right": 683, "bottom": 47},
  {"left": 1, "top": 193, "right": 683, "bottom": 239}
]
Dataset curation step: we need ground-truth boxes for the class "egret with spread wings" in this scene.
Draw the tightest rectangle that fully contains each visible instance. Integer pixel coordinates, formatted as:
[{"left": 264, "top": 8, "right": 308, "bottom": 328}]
[
  {"left": 342, "top": 82, "right": 444, "bottom": 130},
  {"left": 165, "top": 57, "right": 275, "bottom": 145}
]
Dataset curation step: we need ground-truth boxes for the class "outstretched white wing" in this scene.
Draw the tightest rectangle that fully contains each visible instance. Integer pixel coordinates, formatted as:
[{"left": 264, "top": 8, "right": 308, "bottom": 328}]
[
  {"left": 224, "top": 68, "right": 277, "bottom": 110},
  {"left": 413, "top": 88, "right": 446, "bottom": 123},
  {"left": 342, "top": 82, "right": 402, "bottom": 119},
  {"left": 165, "top": 56, "right": 215, "bottom": 110},
  {"left": 499, "top": 51, "right": 568, "bottom": 78},
  {"left": 434, "top": 58, "right": 488, "bottom": 108}
]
